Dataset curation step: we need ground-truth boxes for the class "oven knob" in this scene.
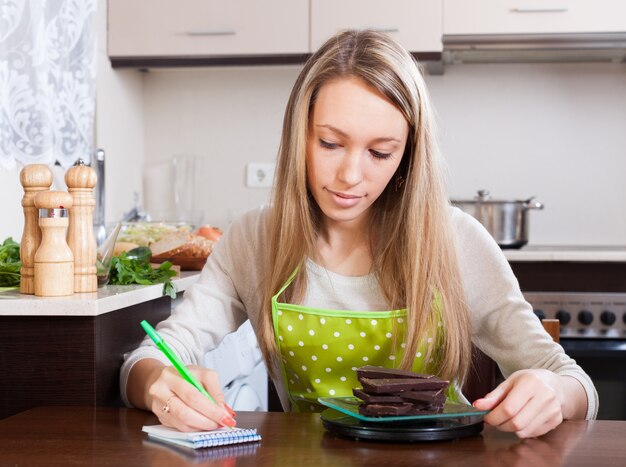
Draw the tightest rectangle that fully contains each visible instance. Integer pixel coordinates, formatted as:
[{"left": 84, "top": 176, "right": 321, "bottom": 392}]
[
  {"left": 534, "top": 309, "right": 546, "bottom": 321},
  {"left": 555, "top": 310, "right": 571, "bottom": 325},
  {"left": 600, "top": 310, "right": 616, "bottom": 326},
  {"left": 578, "top": 310, "right": 594, "bottom": 326}
]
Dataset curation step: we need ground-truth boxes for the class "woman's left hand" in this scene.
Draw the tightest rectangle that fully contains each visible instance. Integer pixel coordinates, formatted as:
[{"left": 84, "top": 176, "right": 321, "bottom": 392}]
[{"left": 472, "top": 369, "right": 568, "bottom": 438}]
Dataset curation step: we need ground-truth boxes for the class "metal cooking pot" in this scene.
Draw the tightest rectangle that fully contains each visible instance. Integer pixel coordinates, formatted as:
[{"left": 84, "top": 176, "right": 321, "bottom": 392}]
[{"left": 451, "top": 190, "right": 544, "bottom": 249}]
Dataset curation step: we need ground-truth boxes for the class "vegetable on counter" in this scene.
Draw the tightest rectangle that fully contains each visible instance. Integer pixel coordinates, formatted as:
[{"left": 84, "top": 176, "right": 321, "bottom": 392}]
[
  {"left": 125, "top": 246, "right": 153, "bottom": 263},
  {"left": 116, "top": 222, "right": 193, "bottom": 247},
  {"left": 113, "top": 241, "right": 140, "bottom": 257},
  {"left": 0, "top": 237, "right": 21, "bottom": 289},
  {"left": 195, "top": 225, "right": 223, "bottom": 242},
  {"left": 108, "top": 251, "right": 177, "bottom": 298},
  {"left": 0, "top": 237, "right": 178, "bottom": 296}
]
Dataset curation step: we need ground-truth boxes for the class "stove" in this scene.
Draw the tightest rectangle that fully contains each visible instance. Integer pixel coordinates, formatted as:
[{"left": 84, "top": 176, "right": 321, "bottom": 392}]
[
  {"left": 524, "top": 292, "right": 626, "bottom": 339},
  {"left": 519, "top": 288, "right": 626, "bottom": 420},
  {"left": 507, "top": 259, "right": 626, "bottom": 420}
]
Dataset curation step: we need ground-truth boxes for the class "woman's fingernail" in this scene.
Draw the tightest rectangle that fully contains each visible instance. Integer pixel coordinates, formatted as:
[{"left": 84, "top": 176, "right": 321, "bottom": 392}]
[
  {"left": 220, "top": 416, "right": 237, "bottom": 428},
  {"left": 224, "top": 403, "right": 237, "bottom": 418}
]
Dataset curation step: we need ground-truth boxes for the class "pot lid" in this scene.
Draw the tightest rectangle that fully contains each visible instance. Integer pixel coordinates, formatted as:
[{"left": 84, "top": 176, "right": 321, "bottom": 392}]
[{"left": 451, "top": 190, "right": 544, "bottom": 209}]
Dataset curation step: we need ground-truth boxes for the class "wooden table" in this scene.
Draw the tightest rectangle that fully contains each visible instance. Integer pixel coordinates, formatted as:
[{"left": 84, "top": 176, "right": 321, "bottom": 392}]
[{"left": 0, "top": 407, "right": 624, "bottom": 466}]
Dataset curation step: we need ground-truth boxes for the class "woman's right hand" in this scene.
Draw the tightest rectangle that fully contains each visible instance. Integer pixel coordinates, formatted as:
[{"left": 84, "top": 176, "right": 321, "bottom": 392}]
[{"left": 130, "top": 359, "right": 236, "bottom": 432}]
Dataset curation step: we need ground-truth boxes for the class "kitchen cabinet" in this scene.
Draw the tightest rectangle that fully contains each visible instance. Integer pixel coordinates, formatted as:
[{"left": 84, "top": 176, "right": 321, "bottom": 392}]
[
  {"left": 0, "top": 273, "right": 198, "bottom": 420},
  {"left": 311, "top": 0, "right": 442, "bottom": 56},
  {"left": 108, "top": 0, "right": 309, "bottom": 67},
  {"left": 444, "top": 0, "right": 626, "bottom": 35},
  {"left": 109, "top": 0, "right": 443, "bottom": 68}
]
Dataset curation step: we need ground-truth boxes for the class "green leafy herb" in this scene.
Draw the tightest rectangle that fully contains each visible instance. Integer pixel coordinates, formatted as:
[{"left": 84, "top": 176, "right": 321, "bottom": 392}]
[
  {"left": 0, "top": 237, "right": 21, "bottom": 288},
  {"left": 109, "top": 252, "right": 177, "bottom": 298}
]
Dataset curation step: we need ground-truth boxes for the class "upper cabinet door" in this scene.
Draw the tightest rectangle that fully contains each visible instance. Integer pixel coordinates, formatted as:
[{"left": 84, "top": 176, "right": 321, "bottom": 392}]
[
  {"left": 444, "top": 0, "right": 626, "bottom": 35},
  {"left": 108, "top": 0, "right": 308, "bottom": 58},
  {"left": 311, "top": 0, "right": 442, "bottom": 54}
]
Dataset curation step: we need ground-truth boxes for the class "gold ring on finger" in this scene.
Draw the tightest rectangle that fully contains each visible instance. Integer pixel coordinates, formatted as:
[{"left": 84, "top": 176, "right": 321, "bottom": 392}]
[{"left": 162, "top": 395, "right": 176, "bottom": 414}]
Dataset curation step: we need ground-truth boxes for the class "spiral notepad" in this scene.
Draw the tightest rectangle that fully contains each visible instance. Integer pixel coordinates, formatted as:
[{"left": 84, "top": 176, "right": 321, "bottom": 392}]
[{"left": 142, "top": 424, "right": 261, "bottom": 449}]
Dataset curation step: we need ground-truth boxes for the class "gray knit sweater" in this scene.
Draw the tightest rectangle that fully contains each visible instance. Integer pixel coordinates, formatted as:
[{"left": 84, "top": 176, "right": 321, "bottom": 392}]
[{"left": 120, "top": 206, "right": 598, "bottom": 419}]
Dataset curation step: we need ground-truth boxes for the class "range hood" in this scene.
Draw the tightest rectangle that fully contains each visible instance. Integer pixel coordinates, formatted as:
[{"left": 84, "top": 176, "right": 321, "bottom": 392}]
[{"left": 443, "top": 32, "right": 626, "bottom": 64}]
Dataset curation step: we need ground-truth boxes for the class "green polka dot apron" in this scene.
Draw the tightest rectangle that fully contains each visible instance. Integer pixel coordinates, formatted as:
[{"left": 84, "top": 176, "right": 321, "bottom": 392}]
[{"left": 271, "top": 269, "right": 461, "bottom": 412}]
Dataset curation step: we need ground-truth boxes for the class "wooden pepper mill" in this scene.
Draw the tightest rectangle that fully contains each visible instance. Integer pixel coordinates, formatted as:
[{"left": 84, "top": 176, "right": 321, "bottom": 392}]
[
  {"left": 19, "top": 164, "right": 53, "bottom": 294},
  {"left": 65, "top": 160, "right": 98, "bottom": 293},
  {"left": 33, "top": 191, "right": 74, "bottom": 297}
]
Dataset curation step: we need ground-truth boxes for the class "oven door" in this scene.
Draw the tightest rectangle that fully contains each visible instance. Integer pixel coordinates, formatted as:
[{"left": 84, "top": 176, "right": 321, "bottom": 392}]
[{"left": 561, "top": 339, "right": 626, "bottom": 421}]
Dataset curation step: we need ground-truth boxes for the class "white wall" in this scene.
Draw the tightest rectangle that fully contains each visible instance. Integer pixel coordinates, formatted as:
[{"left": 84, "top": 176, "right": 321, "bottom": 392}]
[
  {"left": 138, "top": 61, "right": 626, "bottom": 245},
  {"left": 141, "top": 66, "right": 299, "bottom": 228},
  {"left": 426, "top": 62, "right": 626, "bottom": 245},
  {"left": 95, "top": 0, "right": 144, "bottom": 225}
]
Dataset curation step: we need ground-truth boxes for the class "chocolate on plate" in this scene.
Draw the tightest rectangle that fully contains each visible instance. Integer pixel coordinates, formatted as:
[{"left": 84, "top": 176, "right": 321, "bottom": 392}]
[
  {"left": 352, "top": 388, "right": 405, "bottom": 404},
  {"left": 356, "top": 365, "right": 434, "bottom": 380},
  {"left": 360, "top": 376, "right": 449, "bottom": 393},
  {"left": 395, "top": 388, "right": 446, "bottom": 403},
  {"left": 358, "top": 402, "right": 414, "bottom": 416},
  {"left": 354, "top": 365, "right": 450, "bottom": 417}
]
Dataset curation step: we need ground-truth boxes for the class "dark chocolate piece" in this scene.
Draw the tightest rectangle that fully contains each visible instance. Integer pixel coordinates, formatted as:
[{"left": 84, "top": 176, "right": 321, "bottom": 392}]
[
  {"left": 354, "top": 366, "right": 449, "bottom": 417},
  {"left": 352, "top": 388, "right": 405, "bottom": 403},
  {"left": 358, "top": 402, "right": 414, "bottom": 416},
  {"left": 401, "top": 396, "right": 446, "bottom": 409},
  {"left": 358, "top": 401, "right": 446, "bottom": 417},
  {"left": 397, "top": 399, "right": 434, "bottom": 410},
  {"left": 360, "top": 376, "right": 449, "bottom": 394},
  {"left": 356, "top": 365, "right": 434, "bottom": 381},
  {"left": 394, "top": 388, "right": 446, "bottom": 403},
  {"left": 405, "top": 404, "right": 445, "bottom": 415}
]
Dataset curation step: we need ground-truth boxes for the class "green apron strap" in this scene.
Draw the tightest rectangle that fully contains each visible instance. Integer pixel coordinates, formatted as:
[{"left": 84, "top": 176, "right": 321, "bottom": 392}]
[
  {"left": 271, "top": 266, "right": 300, "bottom": 306},
  {"left": 271, "top": 266, "right": 301, "bottom": 347}
]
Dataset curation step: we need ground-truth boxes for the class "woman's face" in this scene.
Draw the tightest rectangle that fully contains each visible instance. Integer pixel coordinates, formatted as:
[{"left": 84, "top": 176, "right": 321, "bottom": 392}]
[{"left": 306, "top": 76, "right": 409, "bottom": 230}]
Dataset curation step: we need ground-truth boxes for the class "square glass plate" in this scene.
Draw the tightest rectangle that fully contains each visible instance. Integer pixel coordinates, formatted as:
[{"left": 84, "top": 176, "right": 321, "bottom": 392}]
[{"left": 318, "top": 396, "right": 489, "bottom": 423}]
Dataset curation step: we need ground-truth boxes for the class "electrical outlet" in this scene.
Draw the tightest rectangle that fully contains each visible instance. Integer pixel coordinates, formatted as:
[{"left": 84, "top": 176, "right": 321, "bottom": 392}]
[{"left": 246, "top": 162, "right": 275, "bottom": 188}]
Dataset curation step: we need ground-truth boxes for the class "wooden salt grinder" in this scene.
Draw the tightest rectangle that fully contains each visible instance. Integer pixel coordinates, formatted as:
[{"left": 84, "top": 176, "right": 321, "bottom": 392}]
[
  {"left": 19, "top": 164, "right": 53, "bottom": 294},
  {"left": 65, "top": 160, "right": 98, "bottom": 293},
  {"left": 33, "top": 191, "right": 74, "bottom": 297}
]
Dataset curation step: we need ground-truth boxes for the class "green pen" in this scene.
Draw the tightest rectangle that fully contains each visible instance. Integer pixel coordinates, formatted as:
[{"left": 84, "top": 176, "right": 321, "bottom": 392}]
[{"left": 140, "top": 320, "right": 233, "bottom": 428}]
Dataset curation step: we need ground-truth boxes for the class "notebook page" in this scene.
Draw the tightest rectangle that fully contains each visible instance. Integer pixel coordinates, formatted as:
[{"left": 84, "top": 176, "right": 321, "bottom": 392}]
[{"left": 142, "top": 425, "right": 261, "bottom": 449}]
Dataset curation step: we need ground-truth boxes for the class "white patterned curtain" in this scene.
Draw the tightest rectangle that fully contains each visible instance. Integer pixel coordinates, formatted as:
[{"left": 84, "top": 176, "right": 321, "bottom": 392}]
[{"left": 0, "top": 0, "right": 97, "bottom": 170}]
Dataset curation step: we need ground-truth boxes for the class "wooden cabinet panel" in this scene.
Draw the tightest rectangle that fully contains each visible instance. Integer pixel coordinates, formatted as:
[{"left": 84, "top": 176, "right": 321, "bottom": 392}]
[
  {"left": 108, "top": 0, "right": 308, "bottom": 58},
  {"left": 0, "top": 297, "right": 172, "bottom": 420},
  {"left": 444, "top": 0, "right": 626, "bottom": 35},
  {"left": 311, "top": 0, "right": 442, "bottom": 53}
]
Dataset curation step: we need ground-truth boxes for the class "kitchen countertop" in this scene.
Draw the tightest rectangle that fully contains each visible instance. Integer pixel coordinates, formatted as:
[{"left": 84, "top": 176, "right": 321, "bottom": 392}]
[
  {"left": 503, "top": 245, "right": 626, "bottom": 262},
  {"left": 0, "top": 271, "right": 200, "bottom": 316},
  {"left": 2, "top": 246, "right": 624, "bottom": 317}
]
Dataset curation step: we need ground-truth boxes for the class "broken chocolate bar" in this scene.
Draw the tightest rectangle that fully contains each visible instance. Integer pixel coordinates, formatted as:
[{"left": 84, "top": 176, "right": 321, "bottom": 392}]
[
  {"left": 405, "top": 405, "right": 444, "bottom": 415},
  {"left": 358, "top": 402, "right": 414, "bottom": 416},
  {"left": 360, "top": 376, "right": 449, "bottom": 394},
  {"left": 352, "top": 388, "right": 405, "bottom": 404},
  {"left": 394, "top": 388, "right": 446, "bottom": 403},
  {"left": 357, "top": 365, "right": 434, "bottom": 380},
  {"left": 353, "top": 366, "right": 450, "bottom": 417}
]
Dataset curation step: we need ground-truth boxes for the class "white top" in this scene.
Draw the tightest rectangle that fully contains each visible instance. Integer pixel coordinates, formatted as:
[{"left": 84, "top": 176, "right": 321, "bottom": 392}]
[
  {"left": 120, "top": 206, "right": 598, "bottom": 419},
  {"left": 0, "top": 272, "right": 199, "bottom": 316}
]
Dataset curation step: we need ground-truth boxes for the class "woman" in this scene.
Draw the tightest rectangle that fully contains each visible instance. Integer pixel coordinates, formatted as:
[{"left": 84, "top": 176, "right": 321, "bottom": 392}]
[{"left": 122, "top": 30, "right": 597, "bottom": 438}]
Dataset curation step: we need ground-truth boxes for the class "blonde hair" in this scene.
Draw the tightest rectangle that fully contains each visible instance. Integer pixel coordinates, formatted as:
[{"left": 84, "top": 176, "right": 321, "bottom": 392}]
[{"left": 258, "top": 30, "right": 471, "bottom": 385}]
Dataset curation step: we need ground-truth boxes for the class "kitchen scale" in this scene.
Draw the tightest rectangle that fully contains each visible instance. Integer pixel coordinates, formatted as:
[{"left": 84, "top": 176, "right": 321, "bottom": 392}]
[{"left": 319, "top": 397, "right": 488, "bottom": 442}]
